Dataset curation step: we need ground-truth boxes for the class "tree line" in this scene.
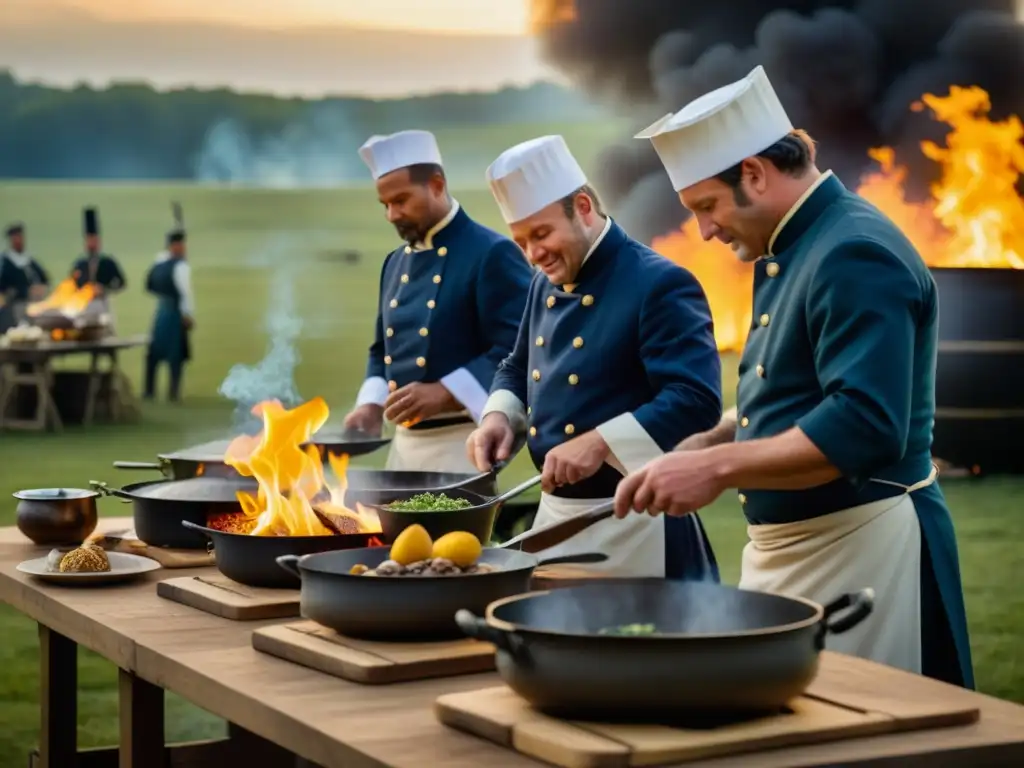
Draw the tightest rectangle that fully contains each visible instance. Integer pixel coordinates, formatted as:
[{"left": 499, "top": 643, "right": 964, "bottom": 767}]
[{"left": 0, "top": 70, "right": 606, "bottom": 180}]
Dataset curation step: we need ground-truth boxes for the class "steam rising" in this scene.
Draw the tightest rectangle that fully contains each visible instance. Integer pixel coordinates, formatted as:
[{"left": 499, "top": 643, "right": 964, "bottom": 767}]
[
  {"left": 533, "top": 1, "right": 1024, "bottom": 243},
  {"left": 193, "top": 107, "right": 366, "bottom": 187},
  {"left": 218, "top": 235, "right": 305, "bottom": 432}
]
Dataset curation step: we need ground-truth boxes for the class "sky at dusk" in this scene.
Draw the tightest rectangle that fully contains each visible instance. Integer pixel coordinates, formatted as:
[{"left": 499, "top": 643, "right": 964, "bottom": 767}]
[{"left": 3, "top": 0, "right": 558, "bottom": 97}]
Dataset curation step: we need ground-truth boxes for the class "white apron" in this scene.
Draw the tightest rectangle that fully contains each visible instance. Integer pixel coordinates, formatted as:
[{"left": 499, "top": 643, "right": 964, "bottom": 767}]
[
  {"left": 738, "top": 465, "right": 938, "bottom": 674},
  {"left": 530, "top": 492, "right": 667, "bottom": 577},
  {"left": 384, "top": 419, "right": 479, "bottom": 474}
]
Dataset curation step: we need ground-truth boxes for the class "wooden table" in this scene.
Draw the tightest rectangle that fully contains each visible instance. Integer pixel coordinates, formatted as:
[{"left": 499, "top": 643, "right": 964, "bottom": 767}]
[
  {"left": 2, "top": 518, "right": 1024, "bottom": 768},
  {"left": 0, "top": 335, "right": 148, "bottom": 431}
]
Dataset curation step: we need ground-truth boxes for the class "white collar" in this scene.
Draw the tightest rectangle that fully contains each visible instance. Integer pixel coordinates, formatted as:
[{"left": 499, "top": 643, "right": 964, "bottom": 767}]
[
  {"left": 413, "top": 198, "right": 459, "bottom": 251},
  {"left": 2, "top": 249, "right": 32, "bottom": 269},
  {"left": 564, "top": 216, "right": 611, "bottom": 292},
  {"left": 766, "top": 170, "right": 834, "bottom": 257}
]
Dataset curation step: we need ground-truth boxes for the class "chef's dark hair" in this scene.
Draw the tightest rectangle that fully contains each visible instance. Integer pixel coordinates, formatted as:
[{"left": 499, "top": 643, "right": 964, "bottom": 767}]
[
  {"left": 715, "top": 130, "right": 817, "bottom": 192},
  {"left": 560, "top": 184, "right": 605, "bottom": 219},
  {"left": 406, "top": 163, "right": 446, "bottom": 185}
]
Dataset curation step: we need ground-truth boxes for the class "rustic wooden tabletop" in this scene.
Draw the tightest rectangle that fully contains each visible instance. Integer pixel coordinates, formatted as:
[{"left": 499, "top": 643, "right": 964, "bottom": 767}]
[{"left": 2, "top": 517, "right": 1024, "bottom": 768}]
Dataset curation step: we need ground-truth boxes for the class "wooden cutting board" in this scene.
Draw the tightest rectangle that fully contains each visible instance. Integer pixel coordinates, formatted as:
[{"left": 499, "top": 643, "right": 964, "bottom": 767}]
[
  {"left": 435, "top": 653, "right": 981, "bottom": 768},
  {"left": 88, "top": 530, "right": 215, "bottom": 568},
  {"left": 156, "top": 574, "right": 299, "bottom": 620},
  {"left": 252, "top": 621, "right": 496, "bottom": 684}
]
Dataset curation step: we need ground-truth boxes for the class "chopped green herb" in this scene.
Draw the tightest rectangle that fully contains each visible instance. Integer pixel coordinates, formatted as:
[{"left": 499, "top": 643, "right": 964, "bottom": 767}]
[
  {"left": 385, "top": 492, "right": 473, "bottom": 512},
  {"left": 598, "top": 623, "right": 657, "bottom": 636}
]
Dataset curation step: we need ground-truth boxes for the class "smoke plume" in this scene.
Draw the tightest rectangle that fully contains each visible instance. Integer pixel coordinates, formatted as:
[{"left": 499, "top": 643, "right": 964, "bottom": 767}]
[
  {"left": 533, "top": 1, "right": 1024, "bottom": 243},
  {"left": 193, "top": 104, "right": 367, "bottom": 187},
  {"left": 217, "top": 234, "right": 305, "bottom": 432}
]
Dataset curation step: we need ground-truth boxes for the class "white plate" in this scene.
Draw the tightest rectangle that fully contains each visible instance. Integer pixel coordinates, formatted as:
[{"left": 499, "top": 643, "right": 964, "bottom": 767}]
[{"left": 16, "top": 551, "right": 162, "bottom": 585}]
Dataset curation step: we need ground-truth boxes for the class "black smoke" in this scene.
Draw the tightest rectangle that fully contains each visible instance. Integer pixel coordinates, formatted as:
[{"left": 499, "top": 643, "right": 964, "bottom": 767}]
[{"left": 535, "top": 1, "right": 1024, "bottom": 243}]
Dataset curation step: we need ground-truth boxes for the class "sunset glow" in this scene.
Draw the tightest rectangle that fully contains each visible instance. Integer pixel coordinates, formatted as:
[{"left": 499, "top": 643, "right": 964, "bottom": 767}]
[{"left": 39, "top": 0, "right": 532, "bottom": 35}]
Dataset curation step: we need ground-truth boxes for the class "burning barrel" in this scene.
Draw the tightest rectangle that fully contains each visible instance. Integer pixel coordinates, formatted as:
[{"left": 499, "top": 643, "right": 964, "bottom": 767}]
[{"left": 931, "top": 267, "right": 1024, "bottom": 475}]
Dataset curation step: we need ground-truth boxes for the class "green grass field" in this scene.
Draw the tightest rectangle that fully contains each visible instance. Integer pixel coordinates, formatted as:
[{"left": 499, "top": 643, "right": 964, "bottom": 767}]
[{"left": 0, "top": 118, "right": 1022, "bottom": 765}]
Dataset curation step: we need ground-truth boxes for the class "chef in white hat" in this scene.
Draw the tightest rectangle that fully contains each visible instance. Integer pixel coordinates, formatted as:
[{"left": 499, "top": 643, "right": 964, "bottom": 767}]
[
  {"left": 466, "top": 134, "right": 723, "bottom": 580},
  {"left": 343, "top": 129, "right": 533, "bottom": 473},
  {"left": 618, "top": 65, "right": 974, "bottom": 688}
]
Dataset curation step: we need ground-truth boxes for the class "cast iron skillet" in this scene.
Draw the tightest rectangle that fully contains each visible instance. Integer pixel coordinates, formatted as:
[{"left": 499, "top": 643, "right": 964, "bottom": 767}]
[
  {"left": 90, "top": 478, "right": 253, "bottom": 549},
  {"left": 364, "top": 475, "right": 543, "bottom": 544},
  {"left": 275, "top": 547, "right": 608, "bottom": 641},
  {"left": 180, "top": 520, "right": 377, "bottom": 588},
  {"left": 455, "top": 580, "right": 874, "bottom": 720},
  {"left": 112, "top": 429, "right": 391, "bottom": 480}
]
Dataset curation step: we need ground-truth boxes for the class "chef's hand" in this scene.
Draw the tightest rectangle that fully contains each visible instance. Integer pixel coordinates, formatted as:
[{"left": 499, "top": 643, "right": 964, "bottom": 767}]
[
  {"left": 343, "top": 403, "right": 384, "bottom": 437},
  {"left": 674, "top": 429, "right": 717, "bottom": 451},
  {"left": 383, "top": 382, "right": 458, "bottom": 426},
  {"left": 29, "top": 284, "right": 48, "bottom": 300},
  {"left": 613, "top": 450, "right": 726, "bottom": 519},
  {"left": 541, "top": 430, "right": 610, "bottom": 494},
  {"left": 466, "top": 413, "right": 516, "bottom": 471}
]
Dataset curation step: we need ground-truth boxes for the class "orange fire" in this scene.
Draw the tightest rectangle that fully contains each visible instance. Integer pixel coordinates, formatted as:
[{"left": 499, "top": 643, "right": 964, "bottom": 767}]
[
  {"left": 224, "top": 397, "right": 381, "bottom": 537},
  {"left": 653, "top": 84, "right": 1024, "bottom": 353},
  {"left": 26, "top": 278, "right": 96, "bottom": 317},
  {"left": 529, "top": 0, "right": 577, "bottom": 33}
]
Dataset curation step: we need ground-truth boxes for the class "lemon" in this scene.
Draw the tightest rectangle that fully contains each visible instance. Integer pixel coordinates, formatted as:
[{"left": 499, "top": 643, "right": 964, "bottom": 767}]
[
  {"left": 432, "top": 531, "right": 483, "bottom": 568},
  {"left": 389, "top": 524, "right": 433, "bottom": 566}
]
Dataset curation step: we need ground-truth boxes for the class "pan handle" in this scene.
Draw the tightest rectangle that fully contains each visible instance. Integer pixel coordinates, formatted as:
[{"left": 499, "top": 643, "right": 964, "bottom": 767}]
[
  {"left": 180, "top": 520, "right": 213, "bottom": 537},
  {"left": 815, "top": 588, "right": 875, "bottom": 649},
  {"left": 534, "top": 551, "right": 608, "bottom": 568},
  {"left": 88, "top": 480, "right": 134, "bottom": 503},
  {"left": 488, "top": 474, "right": 543, "bottom": 506},
  {"left": 454, "top": 609, "right": 527, "bottom": 659},
  {"left": 112, "top": 461, "right": 163, "bottom": 471},
  {"left": 276, "top": 555, "right": 302, "bottom": 580}
]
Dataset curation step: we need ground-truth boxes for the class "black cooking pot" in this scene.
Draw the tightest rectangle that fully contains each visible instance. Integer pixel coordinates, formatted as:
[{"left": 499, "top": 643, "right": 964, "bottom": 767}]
[
  {"left": 90, "top": 477, "right": 252, "bottom": 549},
  {"left": 455, "top": 580, "right": 874, "bottom": 720},
  {"left": 14, "top": 488, "right": 99, "bottom": 545},
  {"left": 180, "top": 521, "right": 377, "bottom": 588},
  {"left": 276, "top": 547, "right": 608, "bottom": 641}
]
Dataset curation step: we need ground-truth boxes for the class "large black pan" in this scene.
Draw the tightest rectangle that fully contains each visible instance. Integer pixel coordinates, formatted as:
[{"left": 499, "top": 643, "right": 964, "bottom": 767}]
[
  {"left": 90, "top": 477, "right": 254, "bottom": 549},
  {"left": 180, "top": 520, "right": 378, "bottom": 588},
  {"left": 455, "top": 580, "right": 874, "bottom": 720},
  {"left": 275, "top": 547, "right": 608, "bottom": 641},
  {"left": 112, "top": 429, "right": 392, "bottom": 480}
]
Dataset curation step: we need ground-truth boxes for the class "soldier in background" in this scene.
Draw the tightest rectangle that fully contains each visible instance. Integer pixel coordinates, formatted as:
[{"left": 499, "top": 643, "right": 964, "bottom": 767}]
[
  {"left": 0, "top": 222, "right": 49, "bottom": 334},
  {"left": 144, "top": 213, "right": 193, "bottom": 403},
  {"left": 70, "top": 207, "right": 127, "bottom": 298}
]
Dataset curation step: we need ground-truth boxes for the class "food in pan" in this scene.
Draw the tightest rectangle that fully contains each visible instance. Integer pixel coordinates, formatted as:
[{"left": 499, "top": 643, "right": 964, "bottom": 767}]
[
  {"left": 49, "top": 543, "right": 111, "bottom": 573},
  {"left": 208, "top": 513, "right": 259, "bottom": 534},
  {"left": 349, "top": 524, "right": 495, "bottom": 577},
  {"left": 383, "top": 492, "right": 473, "bottom": 512},
  {"left": 598, "top": 623, "right": 658, "bottom": 636}
]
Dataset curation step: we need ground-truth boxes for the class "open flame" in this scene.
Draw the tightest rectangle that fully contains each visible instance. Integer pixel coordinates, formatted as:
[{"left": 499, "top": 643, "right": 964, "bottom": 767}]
[
  {"left": 223, "top": 397, "right": 381, "bottom": 537},
  {"left": 26, "top": 278, "right": 97, "bottom": 318},
  {"left": 529, "top": 0, "right": 577, "bottom": 34},
  {"left": 654, "top": 84, "right": 1024, "bottom": 353}
]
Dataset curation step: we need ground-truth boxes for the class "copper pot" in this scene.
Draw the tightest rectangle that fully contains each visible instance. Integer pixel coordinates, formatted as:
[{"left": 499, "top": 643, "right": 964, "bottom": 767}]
[{"left": 14, "top": 488, "right": 99, "bottom": 545}]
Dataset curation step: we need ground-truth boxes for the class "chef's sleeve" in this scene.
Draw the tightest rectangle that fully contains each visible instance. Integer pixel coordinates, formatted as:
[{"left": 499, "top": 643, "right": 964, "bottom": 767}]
[{"left": 796, "top": 240, "right": 921, "bottom": 484}]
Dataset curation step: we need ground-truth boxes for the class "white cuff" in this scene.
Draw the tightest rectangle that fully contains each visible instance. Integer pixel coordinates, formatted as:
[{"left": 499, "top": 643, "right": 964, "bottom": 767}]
[
  {"left": 355, "top": 376, "right": 388, "bottom": 408},
  {"left": 439, "top": 367, "right": 489, "bottom": 423},
  {"left": 481, "top": 389, "right": 528, "bottom": 433},
  {"left": 596, "top": 413, "right": 664, "bottom": 475},
  {"left": 723, "top": 405, "right": 738, "bottom": 422}
]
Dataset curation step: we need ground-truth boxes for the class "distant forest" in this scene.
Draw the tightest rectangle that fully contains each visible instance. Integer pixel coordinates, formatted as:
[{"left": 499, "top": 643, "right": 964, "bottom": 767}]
[{"left": 0, "top": 70, "right": 609, "bottom": 181}]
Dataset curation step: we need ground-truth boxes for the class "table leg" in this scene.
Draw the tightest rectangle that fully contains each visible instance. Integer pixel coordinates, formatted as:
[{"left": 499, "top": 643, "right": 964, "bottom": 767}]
[
  {"left": 38, "top": 625, "right": 77, "bottom": 768},
  {"left": 84, "top": 352, "right": 101, "bottom": 425},
  {"left": 118, "top": 669, "right": 165, "bottom": 768}
]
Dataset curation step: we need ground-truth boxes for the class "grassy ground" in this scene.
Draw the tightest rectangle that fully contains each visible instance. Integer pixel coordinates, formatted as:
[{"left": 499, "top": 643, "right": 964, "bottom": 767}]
[{"left": 1, "top": 126, "right": 1023, "bottom": 764}]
